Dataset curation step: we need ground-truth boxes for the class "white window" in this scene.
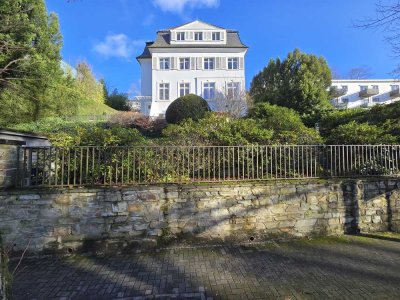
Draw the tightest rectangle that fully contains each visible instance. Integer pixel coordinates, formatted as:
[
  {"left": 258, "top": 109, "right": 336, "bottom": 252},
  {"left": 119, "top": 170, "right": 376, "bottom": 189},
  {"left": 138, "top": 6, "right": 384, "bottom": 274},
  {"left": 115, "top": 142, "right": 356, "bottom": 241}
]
[
  {"left": 194, "top": 32, "right": 203, "bottom": 41},
  {"left": 177, "top": 32, "right": 185, "bottom": 41},
  {"left": 228, "top": 58, "right": 239, "bottom": 70},
  {"left": 203, "top": 82, "right": 215, "bottom": 100},
  {"left": 372, "top": 85, "right": 379, "bottom": 89},
  {"left": 391, "top": 85, "right": 400, "bottom": 91},
  {"left": 360, "top": 85, "right": 368, "bottom": 91},
  {"left": 159, "top": 83, "right": 169, "bottom": 100},
  {"left": 179, "top": 83, "right": 190, "bottom": 97},
  {"left": 373, "top": 97, "right": 381, "bottom": 102},
  {"left": 212, "top": 32, "right": 221, "bottom": 41},
  {"left": 341, "top": 85, "right": 348, "bottom": 92},
  {"left": 204, "top": 58, "right": 215, "bottom": 70},
  {"left": 159, "top": 58, "right": 170, "bottom": 70},
  {"left": 179, "top": 58, "right": 190, "bottom": 70},
  {"left": 227, "top": 82, "right": 240, "bottom": 99}
]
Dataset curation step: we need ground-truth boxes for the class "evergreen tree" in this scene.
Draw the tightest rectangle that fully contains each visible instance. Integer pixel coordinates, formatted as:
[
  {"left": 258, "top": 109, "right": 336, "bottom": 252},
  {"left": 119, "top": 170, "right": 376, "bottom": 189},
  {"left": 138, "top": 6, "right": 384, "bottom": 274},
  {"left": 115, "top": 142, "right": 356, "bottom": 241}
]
[
  {"left": 0, "top": 0, "right": 65, "bottom": 125},
  {"left": 250, "top": 49, "right": 332, "bottom": 116}
]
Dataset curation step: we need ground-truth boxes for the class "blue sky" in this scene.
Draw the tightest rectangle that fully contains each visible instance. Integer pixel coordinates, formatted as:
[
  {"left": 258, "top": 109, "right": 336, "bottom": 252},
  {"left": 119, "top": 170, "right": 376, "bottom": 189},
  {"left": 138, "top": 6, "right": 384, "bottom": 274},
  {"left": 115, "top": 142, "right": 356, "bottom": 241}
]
[{"left": 46, "top": 0, "right": 394, "bottom": 96}]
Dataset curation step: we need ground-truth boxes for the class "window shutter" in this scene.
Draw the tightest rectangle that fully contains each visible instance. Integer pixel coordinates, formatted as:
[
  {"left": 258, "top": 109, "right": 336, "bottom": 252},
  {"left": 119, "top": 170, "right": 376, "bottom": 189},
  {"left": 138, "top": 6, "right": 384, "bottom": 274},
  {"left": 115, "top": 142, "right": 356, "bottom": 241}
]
[
  {"left": 190, "top": 57, "right": 196, "bottom": 70},
  {"left": 197, "top": 57, "right": 203, "bottom": 70},
  {"left": 170, "top": 57, "right": 176, "bottom": 69},
  {"left": 221, "top": 57, "right": 227, "bottom": 70},
  {"left": 171, "top": 31, "right": 176, "bottom": 41},
  {"left": 206, "top": 32, "right": 212, "bottom": 41},
  {"left": 239, "top": 57, "right": 244, "bottom": 69},
  {"left": 221, "top": 31, "right": 226, "bottom": 41},
  {"left": 216, "top": 57, "right": 221, "bottom": 70},
  {"left": 152, "top": 57, "right": 158, "bottom": 70},
  {"left": 188, "top": 31, "right": 194, "bottom": 40}
]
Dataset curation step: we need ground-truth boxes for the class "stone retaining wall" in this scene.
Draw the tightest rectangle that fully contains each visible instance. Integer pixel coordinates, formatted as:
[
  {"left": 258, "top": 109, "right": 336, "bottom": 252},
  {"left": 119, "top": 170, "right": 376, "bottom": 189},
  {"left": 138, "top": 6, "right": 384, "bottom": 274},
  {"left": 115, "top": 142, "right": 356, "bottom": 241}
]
[
  {"left": 0, "top": 145, "right": 19, "bottom": 189},
  {"left": 0, "top": 179, "right": 399, "bottom": 253}
]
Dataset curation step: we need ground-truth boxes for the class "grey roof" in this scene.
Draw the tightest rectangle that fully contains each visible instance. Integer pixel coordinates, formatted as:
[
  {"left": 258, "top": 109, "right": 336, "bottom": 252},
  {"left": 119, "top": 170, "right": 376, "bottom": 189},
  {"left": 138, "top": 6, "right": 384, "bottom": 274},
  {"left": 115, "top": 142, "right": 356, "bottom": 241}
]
[
  {"left": 136, "top": 30, "right": 247, "bottom": 60},
  {"left": 137, "top": 41, "right": 154, "bottom": 59}
]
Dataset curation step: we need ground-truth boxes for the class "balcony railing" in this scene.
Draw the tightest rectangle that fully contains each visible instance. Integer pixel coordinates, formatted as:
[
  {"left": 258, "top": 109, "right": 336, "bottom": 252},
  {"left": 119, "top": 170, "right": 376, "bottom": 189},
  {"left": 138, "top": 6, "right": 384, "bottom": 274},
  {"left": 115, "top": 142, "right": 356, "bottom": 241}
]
[
  {"left": 330, "top": 86, "right": 348, "bottom": 98},
  {"left": 390, "top": 89, "right": 400, "bottom": 98},
  {"left": 133, "top": 96, "right": 152, "bottom": 101},
  {"left": 359, "top": 88, "right": 379, "bottom": 98}
]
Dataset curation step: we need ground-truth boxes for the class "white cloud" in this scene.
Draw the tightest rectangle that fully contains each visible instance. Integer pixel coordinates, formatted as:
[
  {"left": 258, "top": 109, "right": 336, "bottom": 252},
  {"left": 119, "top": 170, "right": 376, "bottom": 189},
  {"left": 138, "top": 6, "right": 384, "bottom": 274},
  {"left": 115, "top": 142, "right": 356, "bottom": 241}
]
[
  {"left": 152, "top": 0, "right": 219, "bottom": 14},
  {"left": 93, "top": 34, "right": 143, "bottom": 59}
]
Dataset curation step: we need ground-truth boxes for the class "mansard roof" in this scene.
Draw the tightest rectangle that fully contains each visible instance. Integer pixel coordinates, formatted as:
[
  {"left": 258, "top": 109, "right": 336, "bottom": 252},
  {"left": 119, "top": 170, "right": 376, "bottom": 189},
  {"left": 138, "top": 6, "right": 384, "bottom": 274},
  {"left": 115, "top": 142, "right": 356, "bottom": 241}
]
[
  {"left": 137, "top": 41, "right": 154, "bottom": 59},
  {"left": 136, "top": 21, "right": 248, "bottom": 60},
  {"left": 149, "top": 30, "right": 247, "bottom": 49}
]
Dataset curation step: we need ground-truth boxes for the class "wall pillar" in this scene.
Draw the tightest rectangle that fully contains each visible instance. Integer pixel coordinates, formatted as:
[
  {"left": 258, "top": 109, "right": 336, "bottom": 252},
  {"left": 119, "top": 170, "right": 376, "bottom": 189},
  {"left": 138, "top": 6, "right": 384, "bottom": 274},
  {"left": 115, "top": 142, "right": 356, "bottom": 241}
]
[{"left": 0, "top": 143, "right": 23, "bottom": 189}]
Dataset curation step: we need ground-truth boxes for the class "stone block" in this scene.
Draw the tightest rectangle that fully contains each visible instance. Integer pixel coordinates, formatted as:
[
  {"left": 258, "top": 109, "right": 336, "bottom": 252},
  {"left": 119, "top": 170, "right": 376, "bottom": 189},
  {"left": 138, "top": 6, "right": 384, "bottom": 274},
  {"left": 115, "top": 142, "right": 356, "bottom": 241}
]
[
  {"left": 372, "top": 216, "right": 382, "bottom": 224},
  {"left": 295, "top": 219, "right": 317, "bottom": 229},
  {"left": 128, "top": 203, "right": 144, "bottom": 213},
  {"left": 18, "top": 194, "right": 40, "bottom": 201},
  {"left": 112, "top": 201, "right": 127, "bottom": 213},
  {"left": 54, "top": 226, "right": 72, "bottom": 236}
]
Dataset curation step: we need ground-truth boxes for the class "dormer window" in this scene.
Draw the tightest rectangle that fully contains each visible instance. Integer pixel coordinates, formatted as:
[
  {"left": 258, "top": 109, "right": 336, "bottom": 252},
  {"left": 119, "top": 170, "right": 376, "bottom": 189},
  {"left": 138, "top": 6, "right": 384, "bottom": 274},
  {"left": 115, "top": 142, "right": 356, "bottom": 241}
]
[
  {"left": 194, "top": 32, "right": 203, "bottom": 41},
  {"left": 212, "top": 32, "right": 221, "bottom": 41},
  {"left": 177, "top": 32, "right": 185, "bottom": 41}
]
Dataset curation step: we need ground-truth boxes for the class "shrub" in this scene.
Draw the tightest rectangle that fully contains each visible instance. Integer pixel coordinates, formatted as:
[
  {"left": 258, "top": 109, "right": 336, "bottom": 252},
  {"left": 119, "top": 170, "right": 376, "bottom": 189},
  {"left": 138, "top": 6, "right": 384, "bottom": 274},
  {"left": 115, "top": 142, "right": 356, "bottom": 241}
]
[
  {"left": 108, "top": 111, "right": 141, "bottom": 127},
  {"left": 249, "top": 102, "right": 307, "bottom": 132},
  {"left": 165, "top": 94, "right": 210, "bottom": 124},
  {"left": 162, "top": 112, "right": 273, "bottom": 146},
  {"left": 327, "top": 121, "right": 397, "bottom": 145},
  {"left": 248, "top": 103, "right": 323, "bottom": 144},
  {"left": 319, "top": 108, "right": 365, "bottom": 136}
]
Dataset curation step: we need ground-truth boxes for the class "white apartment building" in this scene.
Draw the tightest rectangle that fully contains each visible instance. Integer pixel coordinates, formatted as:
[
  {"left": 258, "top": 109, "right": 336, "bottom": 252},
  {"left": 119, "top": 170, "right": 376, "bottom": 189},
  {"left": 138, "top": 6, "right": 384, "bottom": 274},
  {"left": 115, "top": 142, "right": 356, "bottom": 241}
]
[
  {"left": 136, "top": 20, "right": 248, "bottom": 117},
  {"left": 330, "top": 79, "right": 400, "bottom": 109}
]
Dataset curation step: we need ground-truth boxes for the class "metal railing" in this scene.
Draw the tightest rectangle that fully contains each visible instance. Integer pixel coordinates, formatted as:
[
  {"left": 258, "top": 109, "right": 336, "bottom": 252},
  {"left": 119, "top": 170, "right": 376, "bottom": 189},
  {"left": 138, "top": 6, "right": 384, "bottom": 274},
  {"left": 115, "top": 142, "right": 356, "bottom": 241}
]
[{"left": 16, "top": 145, "right": 400, "bottom": 187}]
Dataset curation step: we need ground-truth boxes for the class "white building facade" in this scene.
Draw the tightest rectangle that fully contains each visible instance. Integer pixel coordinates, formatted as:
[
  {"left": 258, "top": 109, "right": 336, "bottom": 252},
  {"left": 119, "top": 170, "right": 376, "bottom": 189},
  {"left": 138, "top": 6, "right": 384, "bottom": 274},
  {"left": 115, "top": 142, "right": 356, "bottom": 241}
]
[
  {"left": 136, "top": 21, "right": 248, "bottom": 117},
  {"left": 330, "top": 79, "right": 400, "bottom": 109}
]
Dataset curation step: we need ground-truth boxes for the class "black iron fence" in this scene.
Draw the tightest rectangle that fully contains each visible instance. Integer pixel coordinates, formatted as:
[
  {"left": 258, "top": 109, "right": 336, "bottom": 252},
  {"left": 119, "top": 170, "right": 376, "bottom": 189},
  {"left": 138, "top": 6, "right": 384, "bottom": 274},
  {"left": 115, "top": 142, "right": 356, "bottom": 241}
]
[{"left": 16, "top": 145, "right": 400, "bottom": 187}]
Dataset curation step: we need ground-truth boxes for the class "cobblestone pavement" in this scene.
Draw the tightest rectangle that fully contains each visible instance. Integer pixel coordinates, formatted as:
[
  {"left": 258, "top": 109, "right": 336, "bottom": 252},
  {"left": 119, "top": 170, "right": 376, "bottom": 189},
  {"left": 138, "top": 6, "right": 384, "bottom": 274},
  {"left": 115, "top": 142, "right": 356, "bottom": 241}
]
[{"left": 11, "top": 234, "right": 400, "bottom": 300}]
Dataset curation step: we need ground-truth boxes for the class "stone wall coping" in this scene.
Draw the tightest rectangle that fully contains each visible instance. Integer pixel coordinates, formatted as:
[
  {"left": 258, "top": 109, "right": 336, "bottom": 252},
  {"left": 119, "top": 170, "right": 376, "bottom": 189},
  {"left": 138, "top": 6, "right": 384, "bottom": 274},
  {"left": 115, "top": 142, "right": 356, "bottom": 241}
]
[{"left": 1, "top": 177, "right": 399, "bottom": 195}]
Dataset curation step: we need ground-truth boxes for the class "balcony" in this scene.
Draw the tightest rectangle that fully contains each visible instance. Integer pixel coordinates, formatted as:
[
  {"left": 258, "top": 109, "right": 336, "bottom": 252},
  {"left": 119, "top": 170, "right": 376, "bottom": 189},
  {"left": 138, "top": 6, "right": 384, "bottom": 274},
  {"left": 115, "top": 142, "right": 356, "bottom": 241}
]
[
  {"left": 360, "top": 101, "right": 375, "bottom": 108},
  {"left": 390, "top": 89, "right": 400, "bottom": 98},
  {"left": 133, "top": 96, "right": 152, "bottom": 101},
  {"left": 329, "top": 86, "right": 347, "bottom": 98},
  {"left": 359, "top": 88, "right": 379, "bottom": 98},
  {"left": 336, "top": 102, "right": 348, "bottom": 109}
]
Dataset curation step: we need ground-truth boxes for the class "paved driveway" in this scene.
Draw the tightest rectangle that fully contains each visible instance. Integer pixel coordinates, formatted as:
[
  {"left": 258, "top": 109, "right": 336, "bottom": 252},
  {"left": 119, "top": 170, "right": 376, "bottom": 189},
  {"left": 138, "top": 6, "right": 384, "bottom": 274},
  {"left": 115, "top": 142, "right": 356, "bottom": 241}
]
[{"left": 11, "top": 233, "right": 400, "bottom": 300}]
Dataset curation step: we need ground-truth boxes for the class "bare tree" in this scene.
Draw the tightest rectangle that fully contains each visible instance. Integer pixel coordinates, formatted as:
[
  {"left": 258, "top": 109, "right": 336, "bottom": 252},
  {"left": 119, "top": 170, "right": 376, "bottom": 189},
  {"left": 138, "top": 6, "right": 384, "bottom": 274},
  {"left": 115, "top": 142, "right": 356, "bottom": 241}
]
[
  {"left": 213, "top": 85, "right": 252, "bottom": 118},
  {"left": 331, "top": 68, "right": 342, "bottom": 80},
  {"left": 355, "top": 1, "right": 400, "bottom": 73},
  {"left": 347, "top": 66, "right": 373, "bottom": 79}
]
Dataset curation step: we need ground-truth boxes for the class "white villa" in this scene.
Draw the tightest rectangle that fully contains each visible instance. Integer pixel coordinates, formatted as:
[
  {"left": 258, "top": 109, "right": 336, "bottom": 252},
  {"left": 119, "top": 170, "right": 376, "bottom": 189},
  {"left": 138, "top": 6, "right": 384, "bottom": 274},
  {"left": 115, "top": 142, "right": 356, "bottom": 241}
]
[
  {"left": 330, "top": 79, "right": 400, "bottom": 109},
  {"left": 136, "top": 20, "right": 248, "bottom": 117}
]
